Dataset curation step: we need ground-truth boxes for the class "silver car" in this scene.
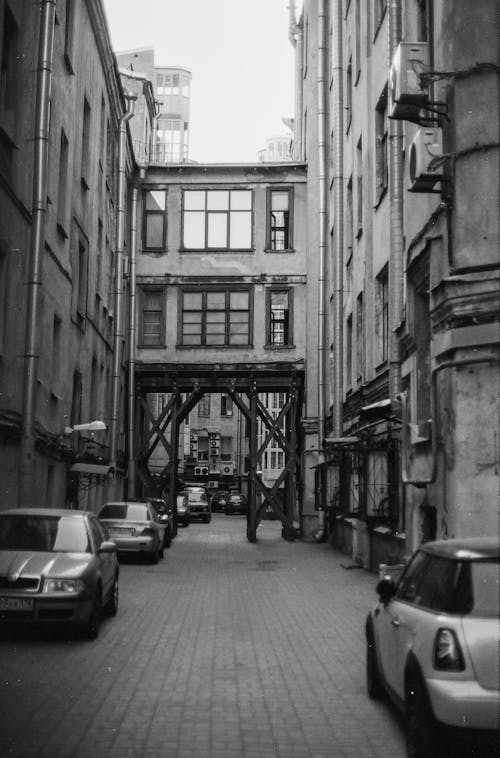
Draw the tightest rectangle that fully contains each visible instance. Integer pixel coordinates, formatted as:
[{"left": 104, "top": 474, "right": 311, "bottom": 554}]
[
  {"left": 0, "top": 508, "right": 119, "bottom": 639},
  {"left": 366, "top": 538, "right": 500, "bottom": 757},
  {"left": 98, "top": 501, "right": 165, "bottom": 563}
]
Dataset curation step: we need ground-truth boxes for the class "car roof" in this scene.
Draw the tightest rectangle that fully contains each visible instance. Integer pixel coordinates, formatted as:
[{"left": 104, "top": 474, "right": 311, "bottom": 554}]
[
  {"left": 421, "top": 537, "right": 500, "bottom": 560},
  {"left": 101, "top": 501, "right": 149, "bottom": 506},
  {"left": 0, "top": 508, "right": 89, "bottom": 518}
]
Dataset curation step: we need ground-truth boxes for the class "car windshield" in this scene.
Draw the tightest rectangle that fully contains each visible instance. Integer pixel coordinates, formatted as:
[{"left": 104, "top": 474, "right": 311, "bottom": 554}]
[
  {"left": 99, "top": 504, "right": 149, "bottom": 521},
  {"left": 0, "top": 515, "right": 90, "bottom": 553}
]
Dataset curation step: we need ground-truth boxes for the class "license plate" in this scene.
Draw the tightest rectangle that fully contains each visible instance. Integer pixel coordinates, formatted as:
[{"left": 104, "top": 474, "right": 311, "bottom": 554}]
[{"left": 0, "top": 597, "right": 34, "bottom": 612}]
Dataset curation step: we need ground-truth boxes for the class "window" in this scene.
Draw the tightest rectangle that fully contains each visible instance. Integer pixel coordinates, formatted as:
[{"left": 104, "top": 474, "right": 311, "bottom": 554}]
[
  {"left": 221, "top": 394, "right": 233, "bottom": 417},
  {"left": 182, "top": 189, "right": 252, "bottom": 251},
  {"left": 267, "top": 188, "right": 293, "bottom": 251},
  {"left": 0, "top": 3, "right": 19, "bottom": 133},
  {"left": 375, "top": 265, "right": 389, "bottom": 364},
  {"left": 356, "top": 292, "right": 364, "bottom": 382},
  {"left": 417, "top": 0, "right": 429, "bottom": 42},
  {"left": 180, "top": 288, "right": 251, "bottom": 347},
  {"left": 346, "top": 176, "right": 353, "bottom": 251},
  {"left": 197, "top": 396, "right": 211, "bottom": 417},
  {"left": 0, "top": 250, "right": 7, "bottom": 354},
  {"left": 346, "top": 314, "right": 353, "bottom": 389},
  {"left": 143, "top": 189, "right": 167, "bottom": 250},
  {"left": 80, "top": 97, "right": 91, "bottom": 188},
  {"left": 266, "top": 289, "right": 292, "bottom": 347},
  {"left": 375, "top": 86, "right": 388, "bottom": 203},
  {"left": 70, "top": 371, "right": 83, "bottom": 428},
  {"left": 356, "top": 136, "right": 363, "bottom": 237},
  {"left": 57, "top": 129, "right": 69, "bottom": 234},
  {"left": 139, "top": 288, "right": 165, "bottom": 347},
  {"left": 52, "top": 315, "right": 62, "bottom": 387},
  {"left": 355, "top": 0, "right": 361, "bottom": 83},
  {"left": 345, "top": 57, "right": 352, "bottom": 131},
  {"left": 64, "top": 0, "right": 76, "bottom": 73},
  {"left": 70, "top": 222, "right": 88, "bottom": 325}
]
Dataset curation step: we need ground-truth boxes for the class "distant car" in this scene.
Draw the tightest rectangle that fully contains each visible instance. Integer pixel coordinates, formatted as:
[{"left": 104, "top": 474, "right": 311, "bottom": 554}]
[
  {"left": 224, "top": 493, "right": 247, "bottom": 516},
  {"left": 0, "top": 508, "right": 119, "bottom": 639},
  {"left": 210, "top": 490, "right": 230, "bottom": 513},
  {"left": 179, "top": 487, "right": 211, "bottom": 523},
  {"left": 175, "top": 493, "right": 190, "bottom": 527},
  {"left": 365, "top": 538, "right": 500, "bottom": 758},
  {"left": 147, "top": 498, "right": 174, "bottom": 548},
  {"left": 98, "top": 501, "right": 165, "bottom": 563}
]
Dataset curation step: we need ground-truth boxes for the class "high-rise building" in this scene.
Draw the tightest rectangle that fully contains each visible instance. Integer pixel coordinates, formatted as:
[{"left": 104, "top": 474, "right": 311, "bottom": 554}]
[{"left": 116, "top": 48, "right": 191, "bottom": 163}]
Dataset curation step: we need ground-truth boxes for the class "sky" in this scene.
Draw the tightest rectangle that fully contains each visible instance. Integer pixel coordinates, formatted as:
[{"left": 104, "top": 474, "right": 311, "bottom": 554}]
[{"left": 102, "top": 0, "right": 296, "bottom": 163}]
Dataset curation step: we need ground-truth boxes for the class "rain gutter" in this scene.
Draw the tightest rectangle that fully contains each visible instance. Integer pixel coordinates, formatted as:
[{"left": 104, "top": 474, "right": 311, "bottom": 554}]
[{"left": 19, "top": 0, "right": 56, "bottom": 506}]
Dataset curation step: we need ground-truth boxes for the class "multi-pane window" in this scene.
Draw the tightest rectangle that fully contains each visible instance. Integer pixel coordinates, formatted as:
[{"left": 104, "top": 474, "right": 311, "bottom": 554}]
[
  {"left": 356, "top": 292, "right": 364, "bottom": 382},
  {"left": 182, "top": 189, "right": 252, "bottom": 250},
  {"left": 0, "top": 3, "right": 19, "bottom": 127},
  {"left": 57, "top": 129, "right": 69, "bottom": 233},
  {"left": 267, "top": 188, "right": 293, "bottom": 251},
  {"left": 197, "top": 395, "right": 211, "bottom": 417},
  {"left": 375, "top": 86, "right": 388, "bottom": 203},
  {"left": 221, "top": 394, "right": 233, "bottom": 417},
  {"left": 267, "top": 289, "right": 292, "bottom": 346},
  {"left": 181, "top": 288, "right": 251, "bottom": 347},
  {"left": 143, "top": 189, "right": 167, "bottom": 250},
  {"left": 345, "top": 57, "right": 352, "bottom": 131},
  {"left": 376, "top": 265, "right": 389, "bottom": 364},
  {"left": 374, "top": 0, "right": 387, "bottom": 35},
  {"left": 81, "top": 97, "right": 91, "bottom": 188},
  {"left": 139, "top": 288, "right": 165, "bottom": 347},
  {"left": 356, "top": 136, "right": 363, "bottom": 237},
  {"left": 346, "top": 314, "right": 353, "bottom": 389}
]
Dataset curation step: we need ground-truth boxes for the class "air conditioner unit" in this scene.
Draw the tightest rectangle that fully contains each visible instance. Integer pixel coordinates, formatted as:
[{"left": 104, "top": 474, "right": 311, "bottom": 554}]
[
  {"left": 409, "top": 127, "right": 443, "bottom": 192},
  {"left": 221, "top": 464, "right": 234, "bottom": 475},
  {"left": 389, "top": 42, "right": 429, "bottom": 119},
  {"left": 194, "top": 465, "right": 208, "bottom": 476}
]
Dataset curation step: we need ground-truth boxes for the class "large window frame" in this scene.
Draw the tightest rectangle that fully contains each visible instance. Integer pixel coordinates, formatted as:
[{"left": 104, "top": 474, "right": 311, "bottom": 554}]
[
  {"left": 265, "top": 288, "right": 294, "bottom": 348},
  {"left": 265, "top": 187, "right": 294, "bottom": 252},
  {"left": 182, "top": 188, "right": 253, "bottom": 252},
  {"left": 179, "top": 286, "right": 253, "bottom": 348},
  {"left": 138, "top": 287, "right": 166, "bottom": 348},
  {"left": 142, "top": 189, "right": 167, "bottom": 252}
]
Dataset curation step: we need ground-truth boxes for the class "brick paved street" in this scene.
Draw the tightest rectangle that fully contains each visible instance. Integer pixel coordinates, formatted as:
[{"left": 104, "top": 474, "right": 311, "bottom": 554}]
[{"left": 0, "top": 515, "right": 406, "bottom": 758}]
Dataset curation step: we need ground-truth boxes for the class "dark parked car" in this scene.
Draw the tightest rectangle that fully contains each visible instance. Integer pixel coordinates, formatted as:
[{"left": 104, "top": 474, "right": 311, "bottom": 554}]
[
  {"left": 210, "top": 490, "right": 230, "bottom": 512},
  {"left": 179, "top": 487, "right": 211, "bottom": 523},
  {"left": 147, "top": 498, "right": 175, "bottom": 548},
  {"left": 366, "top": 537, "right": 500, "bottom": 758},
  {"left": 98, "top": 501, "right": 165, "bottom": 563},
  {"left": 0, "top": 508, "right": 119, "bottom": 639},
  {"left": 175, "top": 493, "right": 190, "bottom": 527},
  {"left": 224, "top": 493, "right": 247, "bottom": 515}
]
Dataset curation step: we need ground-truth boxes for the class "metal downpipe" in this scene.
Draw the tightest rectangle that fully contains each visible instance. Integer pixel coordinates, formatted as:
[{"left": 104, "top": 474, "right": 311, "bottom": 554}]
[
  {"left": 314, "top": 0, "right": 329, "bottom": 542},
  {"left": 110, "top": 94, "right": 135, "bottom": 466},
  {"left": 332, "top": 0, "right": 344, "bottom": 439},
  {"left": 388, "top": 0, "right": 404, "bottom": 400},
  {"left": 19, "top": 0, "right": 56, "bottom": 506},
  {"left": 126, "top": 174, "right": 140, "bottom": 498}
]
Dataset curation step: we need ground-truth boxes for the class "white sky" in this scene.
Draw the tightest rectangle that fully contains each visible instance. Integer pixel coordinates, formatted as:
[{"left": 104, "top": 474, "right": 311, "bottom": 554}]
[{"left": 102, "top": 0, "right": 296, "bottom": 163}]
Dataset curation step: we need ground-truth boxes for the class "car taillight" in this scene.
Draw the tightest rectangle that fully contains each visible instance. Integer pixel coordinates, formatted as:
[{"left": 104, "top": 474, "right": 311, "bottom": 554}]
[
  {"left": 433, "top": 628, "right": 465, "bottom": 671},
  {"left": 140, "top": 527, "right": 155, "bottom": 536}
]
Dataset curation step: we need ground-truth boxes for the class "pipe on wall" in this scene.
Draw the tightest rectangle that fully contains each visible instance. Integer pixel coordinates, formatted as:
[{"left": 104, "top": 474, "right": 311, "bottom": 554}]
[
  {"left": 388, "top": 0, "right": 404, "bottom": 401},
  {"left": 314, "top": 0, "right": 329, "bottom": 542},
  {"left": 332, "top": 0, "right": 344, "bottom": 439},
  {"left": 19, "top": 0, "right": 56, "bottom": 506},
  {"left": 110, "top": 94, "right": 136, "bottom": 465}
]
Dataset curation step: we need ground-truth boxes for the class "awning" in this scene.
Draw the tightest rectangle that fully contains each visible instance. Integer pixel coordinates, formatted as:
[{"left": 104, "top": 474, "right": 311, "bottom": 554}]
[
  {"left": 70, "top": 463, "right": 115, "bottom": 476},
  {"left": 323, "top": 435, "right": 360, "bottom": 446},
  {"left": 359, "top": 398, "right": 399, "bottom": 421}
]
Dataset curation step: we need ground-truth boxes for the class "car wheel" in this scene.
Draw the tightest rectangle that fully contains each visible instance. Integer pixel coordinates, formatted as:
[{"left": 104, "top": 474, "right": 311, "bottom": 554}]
[
  {"left": 106, "top": 573, "right": 119, "bottom": 617},
  {"left": 150, "top": 544, "right": 160, "bottom": 564},
  {"left": 205, "top": 514, "right": 211, "bottom": 523},
  {"left": 366, "top": 622, "right": 384, "bottom": 699},
  {"left": 84, "top": 588, "right": 101, "bottom": 640},
  {"left": 405, "top": 673, "right": 441, "bottom": 758}
]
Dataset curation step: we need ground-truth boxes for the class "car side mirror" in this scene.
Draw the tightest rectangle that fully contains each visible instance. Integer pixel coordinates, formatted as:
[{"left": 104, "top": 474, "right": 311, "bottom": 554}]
[
  {"left": 376, "top": 578, "right": 397, "bottom": 605},
  {"left": 99, "top": 540, "right": 117, "bottom": 554}
]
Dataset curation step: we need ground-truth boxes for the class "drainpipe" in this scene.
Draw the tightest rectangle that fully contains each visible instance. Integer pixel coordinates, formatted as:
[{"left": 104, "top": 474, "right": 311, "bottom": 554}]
[
  {"left": 19, "top": 0, "right": 56, "bottom": 507},
  {"left": 401, "top": 355, "right": 497, "bottom": 485},
  {"left": 314, "top": 0, "right": 329, "bottom": 542},
  {"left": 388, "top": 0, "right": 404, "bottom": 401},
  {"left": 332, "top": 0, "right": 344, "bottom": 440},
  {"left": 126, "top": 167, "right": 144, "bottom": 498},
  {"left": 110, "top": 93, "right": 136, "bottom": 467},
  {"left": 152, "top": 100, "right": 162, "bottom": 162}
]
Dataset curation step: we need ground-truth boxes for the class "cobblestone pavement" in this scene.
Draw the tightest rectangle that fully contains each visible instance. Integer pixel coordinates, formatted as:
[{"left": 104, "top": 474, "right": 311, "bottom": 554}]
[{"left": 0, "top": 514, "right": 406, "bottom": 758}]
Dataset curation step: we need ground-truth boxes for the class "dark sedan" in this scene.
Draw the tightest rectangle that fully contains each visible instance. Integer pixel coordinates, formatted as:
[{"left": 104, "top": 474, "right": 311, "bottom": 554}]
[
  {"left": 224, "top": 493, "right": 247, "bottom": 515},
  {"left": 0, "top": 508, "right": 119, "bottom": 639}
]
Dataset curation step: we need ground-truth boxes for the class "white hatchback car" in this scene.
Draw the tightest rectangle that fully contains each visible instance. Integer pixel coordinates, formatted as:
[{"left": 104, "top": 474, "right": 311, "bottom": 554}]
[{"left": 366, "top": 538, "right": 500, "bottom": 758}]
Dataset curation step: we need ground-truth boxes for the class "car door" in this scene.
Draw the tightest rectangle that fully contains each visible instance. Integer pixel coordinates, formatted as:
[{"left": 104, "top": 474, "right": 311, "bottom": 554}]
[
  {"left": 89, "top": 516, "right": 114, "bottom": 600},
  {"left": 374, "top": 551, "right": 428, "bottom": 698}
]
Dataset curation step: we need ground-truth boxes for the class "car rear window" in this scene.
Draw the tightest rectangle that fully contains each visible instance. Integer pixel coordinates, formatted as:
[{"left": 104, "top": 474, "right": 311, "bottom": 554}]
[
  {"left": 457, "top": 560, "right": 500, "bottom": 618},
  {"left": 100, "top": 504, "right": 149, "bottom": 521}
]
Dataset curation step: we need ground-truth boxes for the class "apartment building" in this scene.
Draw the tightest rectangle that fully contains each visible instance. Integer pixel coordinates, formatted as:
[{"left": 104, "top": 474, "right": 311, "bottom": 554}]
[
  {"left": 0, "top": 0, "right": 139, "bottom": 510},
  {"left": 292, "top": 0, "right": 499, "bottom": 565}
]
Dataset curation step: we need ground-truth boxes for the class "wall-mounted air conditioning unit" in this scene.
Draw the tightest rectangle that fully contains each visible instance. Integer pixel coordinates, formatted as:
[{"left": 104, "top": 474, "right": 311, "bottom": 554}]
[
  {"left": 409, "top": 127, "right": 443, "bottom": 192},
  {"left": 221, "top": 464, "right": 234, "bottom": 475},
  {"left": 194, "top": 465, "right": 208, "bottom": 476},
  {"left": 389, "top": 42, "right": 429, "bottom": 119}
]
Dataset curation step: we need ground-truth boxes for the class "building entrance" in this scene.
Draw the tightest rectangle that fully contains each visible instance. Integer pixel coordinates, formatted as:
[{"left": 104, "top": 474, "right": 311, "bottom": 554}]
[{"left": 132, "top": 362, "right": 304, "bottom": 542}]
